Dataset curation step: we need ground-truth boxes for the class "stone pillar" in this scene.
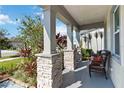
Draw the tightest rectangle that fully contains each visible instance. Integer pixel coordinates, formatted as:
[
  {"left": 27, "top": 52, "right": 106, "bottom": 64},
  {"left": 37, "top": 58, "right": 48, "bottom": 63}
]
[
  {"left": 64, "top": 24, "right": 77, "bottom": 70},
  {"left": 36, "top": 6, "right": 62, "bottom": 88},
  {"left": 37, "top": 53, "right": 62, "bottom": 88},
  {"left": 64, "top": 49, "right": 77, "bottom": 70}
]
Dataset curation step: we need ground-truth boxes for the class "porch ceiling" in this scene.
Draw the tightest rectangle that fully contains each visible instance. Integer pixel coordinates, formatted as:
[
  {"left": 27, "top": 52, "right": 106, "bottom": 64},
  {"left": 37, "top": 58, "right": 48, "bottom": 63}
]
[{"left": 64, "top": 5, "right": 112, "bottom": 25}]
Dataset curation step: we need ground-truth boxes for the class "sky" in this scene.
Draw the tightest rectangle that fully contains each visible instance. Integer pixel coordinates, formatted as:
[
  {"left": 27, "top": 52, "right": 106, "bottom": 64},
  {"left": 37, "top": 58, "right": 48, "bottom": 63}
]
[{"left": 0, "top": 5, "right": 67, "bottom": 38}]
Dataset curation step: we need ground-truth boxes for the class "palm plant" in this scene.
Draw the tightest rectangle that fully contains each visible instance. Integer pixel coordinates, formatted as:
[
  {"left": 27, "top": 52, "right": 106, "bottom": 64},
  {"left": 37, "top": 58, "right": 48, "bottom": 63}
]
[
  {"left": 94, "top": 32, "right": 98, "bottom": 51},
  {"left": 88, "top": 33, "right": 92, "bottom": 49},
  {"left": 99, "top": 32, "right": 103, "bottom": 50},
  {"left": 84, "top": 35, "right": 87, "bottom": 48}
]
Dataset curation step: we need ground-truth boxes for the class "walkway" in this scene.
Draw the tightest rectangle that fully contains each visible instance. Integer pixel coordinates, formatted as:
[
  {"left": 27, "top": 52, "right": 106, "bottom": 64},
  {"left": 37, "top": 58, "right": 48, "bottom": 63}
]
[
  {"left": 0, "top": 57, "right": 21, "bottom": 62},
  {"left": 62, "top": 61, "right": 114, "bottom": 88}
]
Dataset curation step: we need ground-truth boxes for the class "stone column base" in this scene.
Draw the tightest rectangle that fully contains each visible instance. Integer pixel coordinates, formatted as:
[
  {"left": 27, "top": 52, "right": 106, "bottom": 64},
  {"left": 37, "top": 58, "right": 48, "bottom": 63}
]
[
  {"left": 64, "top": 50, "right": 77, "bottom": 70},
  {"left": 36, "top": 53, "right": 63, "bottom": 88}
]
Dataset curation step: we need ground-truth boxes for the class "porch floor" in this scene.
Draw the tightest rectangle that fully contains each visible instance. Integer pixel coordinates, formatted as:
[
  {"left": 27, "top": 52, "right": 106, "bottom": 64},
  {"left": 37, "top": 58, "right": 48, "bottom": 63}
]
[{"left": 61, "top": 61, "right": 114, "bottom": 88}]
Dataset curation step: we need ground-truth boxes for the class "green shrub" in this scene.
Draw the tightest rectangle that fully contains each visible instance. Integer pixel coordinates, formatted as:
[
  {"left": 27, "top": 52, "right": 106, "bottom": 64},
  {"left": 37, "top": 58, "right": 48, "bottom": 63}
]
[{"left": 81, "top": 48, "right": 93, "bottom": 60}]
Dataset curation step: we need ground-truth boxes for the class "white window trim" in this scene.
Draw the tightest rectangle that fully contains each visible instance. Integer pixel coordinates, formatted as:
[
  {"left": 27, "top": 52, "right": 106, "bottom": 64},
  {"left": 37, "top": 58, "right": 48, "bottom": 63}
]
[{"left": 113, "top": 6, "right": 120, "bottom": 58}]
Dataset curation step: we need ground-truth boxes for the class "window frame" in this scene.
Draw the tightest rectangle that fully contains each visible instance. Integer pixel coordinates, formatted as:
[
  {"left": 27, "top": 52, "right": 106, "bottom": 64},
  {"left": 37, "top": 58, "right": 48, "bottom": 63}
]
[{"left": 113, "top": 6, "right": 120, "bottom": 58}]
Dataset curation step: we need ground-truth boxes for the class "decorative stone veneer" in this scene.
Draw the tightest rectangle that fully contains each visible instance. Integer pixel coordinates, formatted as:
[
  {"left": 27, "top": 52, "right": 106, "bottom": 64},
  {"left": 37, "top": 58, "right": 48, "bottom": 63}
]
[
  {"left": 64, "top": 50, "right": 77, "bottom": 70},
  {"left": 36, "top": 53, "right": 63, "bottom": 88}
]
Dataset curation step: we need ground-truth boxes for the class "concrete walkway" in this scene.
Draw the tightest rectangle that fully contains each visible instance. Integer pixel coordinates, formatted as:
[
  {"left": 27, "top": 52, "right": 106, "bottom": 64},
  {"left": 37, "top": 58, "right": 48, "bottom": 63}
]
[
  {"left": 0, "top": 57, "right": 21, "bottom": 62},
  {"left": 62, "top": 61, "right": 114, "bottom": 88}
]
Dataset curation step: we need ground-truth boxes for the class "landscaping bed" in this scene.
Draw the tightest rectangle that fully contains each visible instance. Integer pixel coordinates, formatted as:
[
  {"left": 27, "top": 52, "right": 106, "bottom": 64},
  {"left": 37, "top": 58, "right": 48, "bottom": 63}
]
[{"left": 0, "top": 57, "right": 36, "bottom": 88}]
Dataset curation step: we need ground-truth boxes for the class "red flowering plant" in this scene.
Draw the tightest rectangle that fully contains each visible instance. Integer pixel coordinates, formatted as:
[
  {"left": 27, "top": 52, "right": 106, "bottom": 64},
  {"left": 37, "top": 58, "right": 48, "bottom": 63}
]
[{"left": 56, "top": 33, "right": 67, "bottom": 50}]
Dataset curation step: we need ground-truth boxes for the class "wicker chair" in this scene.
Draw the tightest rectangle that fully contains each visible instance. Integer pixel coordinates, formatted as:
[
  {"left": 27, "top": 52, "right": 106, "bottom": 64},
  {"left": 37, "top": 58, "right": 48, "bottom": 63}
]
[{"left": 89, "top": 50, "right": 111, "bottom": 80}]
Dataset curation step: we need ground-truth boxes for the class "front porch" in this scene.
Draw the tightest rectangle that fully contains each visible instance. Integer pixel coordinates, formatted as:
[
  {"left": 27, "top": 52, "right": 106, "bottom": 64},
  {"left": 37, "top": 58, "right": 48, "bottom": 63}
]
[{"left": 37, "top": 5, "right": 124, "bottom": 88}]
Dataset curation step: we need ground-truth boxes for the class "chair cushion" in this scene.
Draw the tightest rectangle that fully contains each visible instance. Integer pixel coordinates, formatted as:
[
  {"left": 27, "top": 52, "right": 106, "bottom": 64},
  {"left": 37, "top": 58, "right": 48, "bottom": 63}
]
[{"left": 91, "top": 55, "right": 103, "bottom": 62}]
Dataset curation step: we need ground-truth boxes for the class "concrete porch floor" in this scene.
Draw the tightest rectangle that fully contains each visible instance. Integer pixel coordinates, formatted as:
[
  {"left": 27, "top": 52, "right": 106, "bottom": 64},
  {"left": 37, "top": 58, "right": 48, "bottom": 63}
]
[{"left": 61, "top": 61, "right": 114, "bottom": 88}]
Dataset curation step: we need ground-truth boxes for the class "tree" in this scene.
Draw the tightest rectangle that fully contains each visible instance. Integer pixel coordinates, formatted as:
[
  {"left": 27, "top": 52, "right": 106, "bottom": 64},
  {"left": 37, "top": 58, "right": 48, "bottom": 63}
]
[
  {"left": 18, "top": 16, "right": 44, "bottom": 56},
  {"left": 0, "top": 28, "right": 12, "bottom": 58},
  {"left": 88, "top": 33, "right": 92, "bottom": 49},
  {"left": 0, "top": 28, "right": 12, "bottom": 50},
  {"left": 99, "top": 32, "right": 103, "bottom": 50},
  {"left": 94, "top": 32, "right": 98, "bottom": 51}
]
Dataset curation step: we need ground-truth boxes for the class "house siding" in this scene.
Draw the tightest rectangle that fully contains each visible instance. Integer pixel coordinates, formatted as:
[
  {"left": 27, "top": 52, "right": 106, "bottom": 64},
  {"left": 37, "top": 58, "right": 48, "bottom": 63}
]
[{"left": 105, "top": 5, "right": 124, "bottom": 88}]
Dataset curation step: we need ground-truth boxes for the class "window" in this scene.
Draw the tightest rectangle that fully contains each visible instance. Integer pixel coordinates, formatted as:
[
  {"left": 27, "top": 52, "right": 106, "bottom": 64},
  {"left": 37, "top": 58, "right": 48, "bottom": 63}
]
[{"left": 113, "top": 6, "right": 120, "bottom": 56}]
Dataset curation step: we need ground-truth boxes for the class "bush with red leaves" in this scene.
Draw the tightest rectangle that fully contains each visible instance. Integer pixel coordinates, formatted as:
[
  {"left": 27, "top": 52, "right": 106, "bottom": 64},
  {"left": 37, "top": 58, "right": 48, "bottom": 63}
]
[{"left": 56, "top": 33, "right": 67, "bottom": 49}]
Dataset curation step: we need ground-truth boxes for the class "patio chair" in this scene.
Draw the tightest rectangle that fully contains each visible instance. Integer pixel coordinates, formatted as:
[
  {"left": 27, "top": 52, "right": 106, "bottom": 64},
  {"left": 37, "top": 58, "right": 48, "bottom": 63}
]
[{"left": 89, "top": 50, "right": 111, "bottom": 80}]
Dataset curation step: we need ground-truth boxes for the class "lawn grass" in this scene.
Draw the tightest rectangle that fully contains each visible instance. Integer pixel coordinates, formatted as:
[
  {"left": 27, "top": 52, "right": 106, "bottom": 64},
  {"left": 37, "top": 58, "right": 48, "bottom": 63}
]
[{"left": 0, "top": 58, "right": 24, "bottom": 74}]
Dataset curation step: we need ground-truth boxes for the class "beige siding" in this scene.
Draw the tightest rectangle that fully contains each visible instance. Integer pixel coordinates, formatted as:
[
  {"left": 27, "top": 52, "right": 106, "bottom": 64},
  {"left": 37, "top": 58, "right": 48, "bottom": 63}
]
[{"left": 105, "top": 5, "right": 124, "bottom": 88}]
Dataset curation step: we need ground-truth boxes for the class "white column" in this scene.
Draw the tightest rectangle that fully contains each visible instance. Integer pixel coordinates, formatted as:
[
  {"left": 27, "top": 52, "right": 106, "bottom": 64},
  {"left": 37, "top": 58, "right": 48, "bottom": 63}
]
[
  {"left": 75, "top": 30, "right": 80, "bottom": 47},
  {"left": 66, "top": 24, "right": 73, "bottom": 50},
  {"left": 43, "top": 6, "right": 56, "bottom": 54}
]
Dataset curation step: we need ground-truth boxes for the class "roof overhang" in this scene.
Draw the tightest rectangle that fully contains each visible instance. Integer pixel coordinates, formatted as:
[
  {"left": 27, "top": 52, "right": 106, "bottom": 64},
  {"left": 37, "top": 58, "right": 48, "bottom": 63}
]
[
  {"left": 64, "top": 5, "right": 112, "bottom": 26},
  {"left": 41, "top": 5, "right": 112, "bottom": 30}
]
